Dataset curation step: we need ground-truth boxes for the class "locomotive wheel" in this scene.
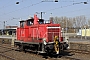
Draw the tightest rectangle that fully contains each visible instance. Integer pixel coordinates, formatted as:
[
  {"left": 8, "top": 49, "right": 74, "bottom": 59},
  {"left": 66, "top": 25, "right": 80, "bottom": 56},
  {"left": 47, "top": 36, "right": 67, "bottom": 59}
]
[
  {"left": 59, "top": 44, "right": 64, "bottom": 53},
  {"left": 19, "top": 44, "right": 24, "bottom": 52}
]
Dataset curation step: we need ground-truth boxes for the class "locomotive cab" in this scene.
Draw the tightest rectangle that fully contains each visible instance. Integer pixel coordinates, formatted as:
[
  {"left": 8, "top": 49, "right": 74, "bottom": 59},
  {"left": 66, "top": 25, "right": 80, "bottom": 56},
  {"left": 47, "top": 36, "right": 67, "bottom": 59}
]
[
  {"left": 27, "top": 18, "right": 34, "bottom": 26},
  {"left": 38, "top": 19, "right": 44, "bottom": 24},
  {"left": 26, "top": 18, "right": 44, "bottom": 25},
  {"left": 20, "top": 20, "right": 25, "bottom": 28}
]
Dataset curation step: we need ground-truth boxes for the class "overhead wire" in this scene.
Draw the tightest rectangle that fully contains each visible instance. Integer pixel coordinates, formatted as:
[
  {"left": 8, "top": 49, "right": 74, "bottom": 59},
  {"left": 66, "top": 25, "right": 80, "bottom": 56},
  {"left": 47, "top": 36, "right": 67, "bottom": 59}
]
[
  {"left": 0, "top": 1, "right": 42, "bottom": 17},
  {"left": 13, "top": 0, "right": 90, "bottom": 19},
  {"left": 53, "top": 6, "right": 90, "bottom": 16},
  {"left": 0, "top": 0, "right": 12, "bottom": 9},
  {"left": 0, "top": 0, "right": 89, "bottom": 20},
  {"left": 2, "top": 1, "right": 42, "bottom": 21},
  {"left": 0, "top": 0, "right": 77, "bottom": 17},
  {"left": 0, "top": 0, "right": 32, "bottom": 18},
  {"left": 60, "top": 0, "right": 75, "bottom": 2},
  {"left": 0, "top": 0, "right": 88, "bottom": 16},
  {"left": 0, "top": 0, "right": 89, "bottom": 28},
  {"left": 44, "top": 0, "right": 89, "bottom": 16},
  {"left": 61, "top": 0, "right": 89, "bottom": 2},
  {"left": 0, "top": 0, "right": 22, "bottom": 10},
  {"left": 45, "top": 4, "right": 74, "bottom": 12}
]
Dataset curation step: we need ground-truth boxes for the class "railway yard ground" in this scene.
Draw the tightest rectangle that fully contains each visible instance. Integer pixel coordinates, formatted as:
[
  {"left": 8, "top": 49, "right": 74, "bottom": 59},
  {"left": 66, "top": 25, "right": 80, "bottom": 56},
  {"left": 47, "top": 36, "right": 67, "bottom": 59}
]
[{"left": 0, "top": 37, "right": 90, "bottom": 60}]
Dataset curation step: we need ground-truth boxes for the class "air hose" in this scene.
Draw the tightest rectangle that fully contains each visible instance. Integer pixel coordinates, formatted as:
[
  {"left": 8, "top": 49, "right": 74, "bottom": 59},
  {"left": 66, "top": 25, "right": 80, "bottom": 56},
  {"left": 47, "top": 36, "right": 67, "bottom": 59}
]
[{"left": 54, "top": 36, "right": 60, "bottom": 54}]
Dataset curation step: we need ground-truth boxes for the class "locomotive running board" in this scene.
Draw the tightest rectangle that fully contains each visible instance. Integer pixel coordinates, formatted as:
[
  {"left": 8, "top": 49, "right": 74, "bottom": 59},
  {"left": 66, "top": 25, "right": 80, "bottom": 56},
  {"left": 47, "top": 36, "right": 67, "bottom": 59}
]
[
  {"left": 15, "top": 40, "right": 39, "bottom": 44},
  {"left": 38, "top": 51, "right": 46, "bottom": 53},
  {"left": 24, "top": 50, "right": 46, "bottom": 53}
]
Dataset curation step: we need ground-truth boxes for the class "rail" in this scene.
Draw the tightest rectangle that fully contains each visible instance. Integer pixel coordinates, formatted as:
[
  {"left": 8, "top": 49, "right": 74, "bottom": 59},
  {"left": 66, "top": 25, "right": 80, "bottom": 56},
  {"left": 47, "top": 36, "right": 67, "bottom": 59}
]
[
  {"left": 0, "top": 44, "right": 16, "bottom": 60},
  {"left": 0, "top": 53, "right": 15, "bottom": 60}
]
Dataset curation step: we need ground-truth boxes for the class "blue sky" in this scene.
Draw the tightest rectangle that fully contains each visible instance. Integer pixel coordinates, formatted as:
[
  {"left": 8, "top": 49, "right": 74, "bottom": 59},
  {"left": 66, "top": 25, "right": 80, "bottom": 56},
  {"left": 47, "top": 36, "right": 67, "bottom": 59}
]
[{"left": 0, "top": 0, "right": 90, "bottom": 28}]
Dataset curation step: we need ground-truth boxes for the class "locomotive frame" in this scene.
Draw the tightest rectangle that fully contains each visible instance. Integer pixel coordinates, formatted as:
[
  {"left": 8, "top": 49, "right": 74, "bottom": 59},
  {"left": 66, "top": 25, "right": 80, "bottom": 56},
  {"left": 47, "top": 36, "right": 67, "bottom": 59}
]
[{"left": 15, "top": 14, "right": 68, "bottom": 54}]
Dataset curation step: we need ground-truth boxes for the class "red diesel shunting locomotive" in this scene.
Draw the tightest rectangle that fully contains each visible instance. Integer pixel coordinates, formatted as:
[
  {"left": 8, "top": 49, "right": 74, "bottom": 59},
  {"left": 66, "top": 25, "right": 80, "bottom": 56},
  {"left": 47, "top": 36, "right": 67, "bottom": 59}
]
[{"left": 15, "top": 14, "right": 68, "bottom": 54}]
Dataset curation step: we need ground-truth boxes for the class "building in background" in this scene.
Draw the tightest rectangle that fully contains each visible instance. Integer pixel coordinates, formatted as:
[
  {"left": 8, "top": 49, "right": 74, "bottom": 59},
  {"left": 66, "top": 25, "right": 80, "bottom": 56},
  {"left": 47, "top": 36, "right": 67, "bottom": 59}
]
[
  {"left": 77, "top": 29, "right": 90, "bottom": 36},
  {"left": 6, "top": 26, "right": 18, "bottom": 29},
  {"left": 0, "top": 26, "right": 18, "bottom": 35}
]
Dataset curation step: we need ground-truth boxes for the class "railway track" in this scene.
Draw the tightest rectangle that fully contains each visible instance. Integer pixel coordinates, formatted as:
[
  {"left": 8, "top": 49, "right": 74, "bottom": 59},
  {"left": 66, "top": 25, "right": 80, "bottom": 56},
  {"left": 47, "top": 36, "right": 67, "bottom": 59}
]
[
  {"left": 0, "top": 44, "right": 15, "bottom": 53},
  {"left": 44, "top": 49, "right": 90, "bottom": 60},
  {"left": 67, "top": 49, "right": 90, "bottom": 55},
  {"left": 0, "top": 44, "right": 16, "bottom": 60},
  {"left": 23, "top": 49, "right": 89, "bottom": 60},
  {"left": 0, "top": 44, "right": 90, "bottom": 60},
  {"left": 60, "top": 56, "right": 80, "bottom": 60},
  {"left": 0, "top": 44, "right": 45, "bottom": 60},
  {"left": 0, "top": 53, "right": 15, "bottom": 60}
]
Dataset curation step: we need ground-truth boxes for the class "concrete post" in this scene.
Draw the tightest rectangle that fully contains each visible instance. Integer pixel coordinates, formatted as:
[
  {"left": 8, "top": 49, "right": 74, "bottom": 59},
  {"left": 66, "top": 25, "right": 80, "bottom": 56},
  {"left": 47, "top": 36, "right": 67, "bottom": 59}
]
[
  {"left": 81, "top": 27, "right": 82, "bottom": 40},
  {"left": 84, "top": 26, "right": 87, "bottom": 39},
  {"left": 11, "top": 33, "right": 15, "bottom": 47},
  {"left": 65, "top": 36, "right": 69, "bottom": 43},
  {"left": 65, "top": 36, "right": 70, "bottom": 49}
]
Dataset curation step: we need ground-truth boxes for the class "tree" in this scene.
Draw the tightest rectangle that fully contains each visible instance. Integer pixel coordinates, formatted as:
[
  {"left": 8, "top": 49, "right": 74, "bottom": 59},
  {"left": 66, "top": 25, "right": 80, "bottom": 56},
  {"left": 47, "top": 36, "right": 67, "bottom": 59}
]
[
  {"left": 53, "top": 16, "right": 73, "bottom": 28},
  {"left": 88, "top": 19, "right": 90, "bottom": 25},
  {"left": 74, "top": 15, "right": 86, "bottom": 28},
  {"left": 53, "top": 15, "right": 88, "bottom": 33}
]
